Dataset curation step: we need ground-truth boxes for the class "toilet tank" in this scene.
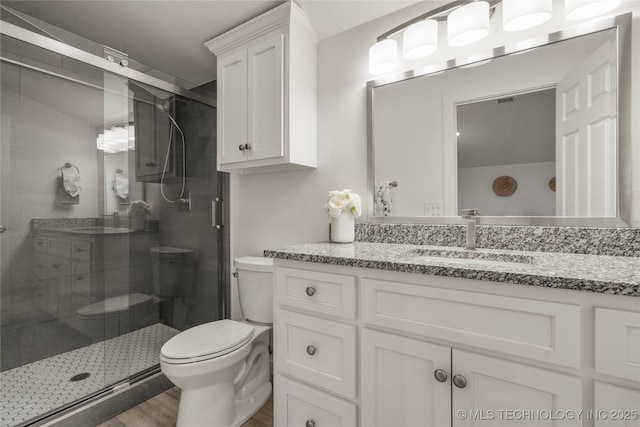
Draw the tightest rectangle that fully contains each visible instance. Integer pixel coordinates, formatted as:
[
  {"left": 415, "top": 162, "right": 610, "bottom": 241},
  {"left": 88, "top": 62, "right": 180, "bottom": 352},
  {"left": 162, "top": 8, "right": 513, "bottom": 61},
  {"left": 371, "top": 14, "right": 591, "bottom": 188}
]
[
  {"left": 150, "top": 246, "right": 194, "bottom": 297},
  {"left": 234, "top": 256, "right": 273, "bottom": 324}
]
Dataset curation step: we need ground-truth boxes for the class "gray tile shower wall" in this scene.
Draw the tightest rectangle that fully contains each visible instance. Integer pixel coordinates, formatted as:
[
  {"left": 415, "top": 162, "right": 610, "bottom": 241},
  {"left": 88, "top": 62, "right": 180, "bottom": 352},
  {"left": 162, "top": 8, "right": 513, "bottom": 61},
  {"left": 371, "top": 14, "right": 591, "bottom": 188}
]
[{"left": 355, "top": 223, "right": 640, "bottom": 257}]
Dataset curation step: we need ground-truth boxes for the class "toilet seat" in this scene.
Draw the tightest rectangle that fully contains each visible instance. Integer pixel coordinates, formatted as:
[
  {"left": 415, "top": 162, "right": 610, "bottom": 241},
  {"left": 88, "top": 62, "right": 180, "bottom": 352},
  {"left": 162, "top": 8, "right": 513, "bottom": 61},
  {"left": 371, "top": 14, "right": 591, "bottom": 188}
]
[
  {"left": 160, "top": 320, "right": 255, "bottom": 364},
  {"left": 77, "top": 293, "right": 154, "bottom": 320}
]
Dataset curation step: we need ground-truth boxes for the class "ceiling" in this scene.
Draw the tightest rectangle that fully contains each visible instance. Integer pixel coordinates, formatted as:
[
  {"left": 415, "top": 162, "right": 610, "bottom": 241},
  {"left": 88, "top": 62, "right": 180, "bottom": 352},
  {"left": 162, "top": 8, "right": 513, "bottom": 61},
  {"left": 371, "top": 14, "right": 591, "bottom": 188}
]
[{"left": 2, "top": 0, "right": 420, "bottom": 88}]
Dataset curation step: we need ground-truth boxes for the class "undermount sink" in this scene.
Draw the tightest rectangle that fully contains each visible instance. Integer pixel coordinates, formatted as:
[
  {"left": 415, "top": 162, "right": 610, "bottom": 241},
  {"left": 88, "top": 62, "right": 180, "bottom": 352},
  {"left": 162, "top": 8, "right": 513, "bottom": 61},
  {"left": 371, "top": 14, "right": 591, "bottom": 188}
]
[{"left": 400, "top": 248, "right": 534, "bottom": 266}]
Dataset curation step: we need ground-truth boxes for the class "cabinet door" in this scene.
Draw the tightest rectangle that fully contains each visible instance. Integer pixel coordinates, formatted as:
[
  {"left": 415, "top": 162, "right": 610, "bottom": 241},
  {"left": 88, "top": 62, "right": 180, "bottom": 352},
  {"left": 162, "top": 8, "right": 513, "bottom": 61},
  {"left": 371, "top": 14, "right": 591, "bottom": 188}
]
[
  {"left": 452, "top": 349, "right": 582, "bottom": 426},
  {"left": 361, "top": 329, "right": 451, "bottom": 427},
  {"left": 247, "top": 32, "right": 283, "bottom": 161},
  {"left": 594, "top": 381, "right": 640, "bottom": 426},
  {"left": 218, "top": 49, "right": 248, "bottom": 165}
]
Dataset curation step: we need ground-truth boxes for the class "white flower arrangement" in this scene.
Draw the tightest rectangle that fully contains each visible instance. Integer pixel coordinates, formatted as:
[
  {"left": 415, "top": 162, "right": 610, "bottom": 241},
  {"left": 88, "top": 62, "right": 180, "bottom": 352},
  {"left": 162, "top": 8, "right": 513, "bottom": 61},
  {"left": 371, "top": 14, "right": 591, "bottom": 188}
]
[
  {"left": 128, "top": 200, "right": 151, "bottom": 216},
  {"left": 324, "top": 189, "right": 362, "bottom": 218}
]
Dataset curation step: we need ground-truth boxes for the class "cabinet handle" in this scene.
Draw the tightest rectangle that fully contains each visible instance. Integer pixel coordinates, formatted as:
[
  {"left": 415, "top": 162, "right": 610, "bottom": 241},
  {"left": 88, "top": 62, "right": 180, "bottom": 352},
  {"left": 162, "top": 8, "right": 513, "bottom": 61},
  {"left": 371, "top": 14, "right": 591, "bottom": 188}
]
[
  {"left": 0, "top": 225, "right": 6, "bottom": 234},
  {"left": 453, "top": 374, "right": 467, "bottom": 389},
  {"left": 76, "top": 248, "right": 85, "bottom": 253},
  {"left": 238, "top": 144, "right": 246, "bottom": 151},
  {"left": 52, "top": 264, "right": 60, "bottom": 269},
  {"left": 434, "top": 369, "right": 448, "bottom": 383},
  {"left": 306, "top": 345, "right": 316, "bottom": 356},
  {"left": 244, "top": 143, "right": 252, "bottom": 150},
  {"left": 305, "top": 286, "right": 316, "bottom": 296},
  {"left": 145, "top": 162, "right": 156, "bottom": 167},
  {"left": 306, "top": 421, "right": 315, "bottom": 427},
  {"left": 76, "top": 276, "right": 84, "bottom": 281}
]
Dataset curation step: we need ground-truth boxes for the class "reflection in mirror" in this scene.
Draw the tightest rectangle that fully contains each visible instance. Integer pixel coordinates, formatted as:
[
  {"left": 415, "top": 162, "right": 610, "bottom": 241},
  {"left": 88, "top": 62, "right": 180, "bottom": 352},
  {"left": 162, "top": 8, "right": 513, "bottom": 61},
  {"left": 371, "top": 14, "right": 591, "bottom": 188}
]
[
  {"left": 368, "top": 14, "right": 630, "bottom": 226},
  {"left": 457, "top": 88, "right": 556, "bottom": 216}
]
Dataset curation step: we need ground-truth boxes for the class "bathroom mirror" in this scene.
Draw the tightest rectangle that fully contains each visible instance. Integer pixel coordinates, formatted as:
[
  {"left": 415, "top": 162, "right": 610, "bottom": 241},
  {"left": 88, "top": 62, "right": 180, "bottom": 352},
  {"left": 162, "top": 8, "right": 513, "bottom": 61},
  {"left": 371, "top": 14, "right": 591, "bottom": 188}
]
[{"left": 367, "top": 13, "right": 631, "bottom": 226}]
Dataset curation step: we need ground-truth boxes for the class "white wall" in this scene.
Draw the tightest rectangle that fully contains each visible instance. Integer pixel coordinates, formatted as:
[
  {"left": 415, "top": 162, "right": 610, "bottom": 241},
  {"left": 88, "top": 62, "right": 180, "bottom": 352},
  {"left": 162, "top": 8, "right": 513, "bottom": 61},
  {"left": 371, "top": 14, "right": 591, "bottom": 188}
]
[
  {"left": 458, "top": 162, "right": 556, "bottom": 216},
  {"left": 229, "top": 1, "right": 640, "bottom": 317}
]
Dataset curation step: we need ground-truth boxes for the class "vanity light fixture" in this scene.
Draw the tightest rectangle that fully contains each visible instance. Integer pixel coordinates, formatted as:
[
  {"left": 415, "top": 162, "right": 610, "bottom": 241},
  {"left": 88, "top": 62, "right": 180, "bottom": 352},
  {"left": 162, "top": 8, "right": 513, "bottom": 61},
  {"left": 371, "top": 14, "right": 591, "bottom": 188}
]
[
  {"left": 403, "top": 19, "right": 438, "bottom": 59},
  {"left": 503, "top": 0, "right": 552, "bottom": 31},
  {"left": 368, "top": 38, "right": 397, "bottom": 74},
  {"left": 447, "top": 1, "right": 490, "bottom": 47},
  {"left": 96, "top": 124, "right": 135, "bottom": 153},
  {"left": 565, "top": 0, "right": 621, "bottom": 20},
  {"left": 369, "top": 0, "right": 622, "bottom": 75}
]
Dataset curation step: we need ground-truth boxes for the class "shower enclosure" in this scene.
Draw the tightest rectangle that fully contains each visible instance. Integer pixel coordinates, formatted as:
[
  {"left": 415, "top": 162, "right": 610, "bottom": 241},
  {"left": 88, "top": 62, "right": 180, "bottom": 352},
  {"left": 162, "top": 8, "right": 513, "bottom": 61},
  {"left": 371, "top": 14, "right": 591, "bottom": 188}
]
[{"left": 0, "top": 7, "right": 227, "bottom": 426}]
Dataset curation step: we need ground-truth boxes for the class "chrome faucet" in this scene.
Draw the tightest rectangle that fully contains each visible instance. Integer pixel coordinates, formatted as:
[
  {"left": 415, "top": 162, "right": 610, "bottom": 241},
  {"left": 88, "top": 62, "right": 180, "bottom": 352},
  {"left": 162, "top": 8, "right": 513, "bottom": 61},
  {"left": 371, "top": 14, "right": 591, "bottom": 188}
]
[{"left": 461, "top": 208, "right": 480, "bottom": 250}]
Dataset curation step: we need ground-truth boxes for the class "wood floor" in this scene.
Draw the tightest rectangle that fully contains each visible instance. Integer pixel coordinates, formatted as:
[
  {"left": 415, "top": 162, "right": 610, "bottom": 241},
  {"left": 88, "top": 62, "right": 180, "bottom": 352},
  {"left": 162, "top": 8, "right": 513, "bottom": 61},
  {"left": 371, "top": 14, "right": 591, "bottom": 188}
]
[{"left": 98, "top": 387, "right": 273, "bottom": 427}]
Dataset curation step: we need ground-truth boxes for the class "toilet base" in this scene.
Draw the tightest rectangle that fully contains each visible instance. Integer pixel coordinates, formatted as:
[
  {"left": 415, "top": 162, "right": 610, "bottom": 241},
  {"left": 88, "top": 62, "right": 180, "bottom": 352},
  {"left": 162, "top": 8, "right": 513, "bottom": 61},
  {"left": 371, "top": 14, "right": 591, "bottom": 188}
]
[{"left": 232, "top": 381, "right": 272, "bottom": 427}]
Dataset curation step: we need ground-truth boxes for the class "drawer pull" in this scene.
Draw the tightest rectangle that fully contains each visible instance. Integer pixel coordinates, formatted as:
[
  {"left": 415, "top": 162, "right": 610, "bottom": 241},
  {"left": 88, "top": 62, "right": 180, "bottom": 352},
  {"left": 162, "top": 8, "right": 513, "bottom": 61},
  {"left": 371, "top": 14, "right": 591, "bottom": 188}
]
[
  {"left": 306, "top": 421, "right": 315, "bottom": 427},
  {"left": 52, "top": 264, "right": 60, "bottom": 269},
  {"left": 306, "top": 345, "right": 316, "bottom": 356},
  {"left": 305, "top": 286, "right": 316, "bottom": 296},
  {"left": 453, "top": 374, "right": 467, "bottom": 389},
  {"left": 76, "top": 276, "right": 84, "bottom": 281},
  {"left": 434, "top": 369, "right": 448, "bottom": 383},
  {"left": 76, "top": 248, "right": 85, "bottom": 253}
]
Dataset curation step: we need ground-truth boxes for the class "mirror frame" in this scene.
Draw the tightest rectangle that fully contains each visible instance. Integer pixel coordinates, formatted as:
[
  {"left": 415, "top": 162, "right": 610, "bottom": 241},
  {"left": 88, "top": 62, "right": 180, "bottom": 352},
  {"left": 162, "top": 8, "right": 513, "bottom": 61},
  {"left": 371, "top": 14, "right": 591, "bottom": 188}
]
[{"left": 366, "top": 13, "right": 632, "bottom": 227}]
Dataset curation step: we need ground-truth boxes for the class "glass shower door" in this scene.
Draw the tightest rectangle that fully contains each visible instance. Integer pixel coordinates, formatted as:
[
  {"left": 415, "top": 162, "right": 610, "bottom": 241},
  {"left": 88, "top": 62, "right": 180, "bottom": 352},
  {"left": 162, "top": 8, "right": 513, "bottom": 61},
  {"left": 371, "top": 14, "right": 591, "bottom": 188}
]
[{"left": 0, "top": 33, "right": 141, "bottom": 426}]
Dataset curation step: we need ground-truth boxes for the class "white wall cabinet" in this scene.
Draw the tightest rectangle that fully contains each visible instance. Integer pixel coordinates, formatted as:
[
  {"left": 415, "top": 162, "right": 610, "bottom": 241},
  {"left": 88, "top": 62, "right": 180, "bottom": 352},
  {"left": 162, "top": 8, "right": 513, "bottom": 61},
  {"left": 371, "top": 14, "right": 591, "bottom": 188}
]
[
  {"left": 206, "top": 2, "right": 317, "bottom": 173},
  {"left": 273, "top": 259, "right": 640, "bottom": 427}
]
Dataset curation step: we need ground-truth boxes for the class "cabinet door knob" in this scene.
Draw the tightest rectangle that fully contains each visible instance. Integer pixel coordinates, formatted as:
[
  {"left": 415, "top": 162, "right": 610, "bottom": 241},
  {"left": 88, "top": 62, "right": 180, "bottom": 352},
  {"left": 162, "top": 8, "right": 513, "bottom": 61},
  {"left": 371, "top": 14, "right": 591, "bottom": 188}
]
[
  {"left": 305, "top": 286, "right": 316, "bottom": 296},
  {"left": 0, "top": 225, "right": 6, "bottom": 233},
  {"left": 238, "top": 144, "right": 245, "bottom": 151},
  {"left": 244, "top": 143, "right": 252, "bottom": 150},
  {"left": 306, "top": 345, "right": 316, "bottom": 356},
  {"left": 306, "top": 420, "right": 316, "bottom": 427},
  {"left": 453, "top": 374, "right": 467, "bottom": 389},
  {"left": 434, "top": 369, "right": 448, "bottom": 383},
  {"left": 145, "top": 162, "right": 156, "bottom": 167}
]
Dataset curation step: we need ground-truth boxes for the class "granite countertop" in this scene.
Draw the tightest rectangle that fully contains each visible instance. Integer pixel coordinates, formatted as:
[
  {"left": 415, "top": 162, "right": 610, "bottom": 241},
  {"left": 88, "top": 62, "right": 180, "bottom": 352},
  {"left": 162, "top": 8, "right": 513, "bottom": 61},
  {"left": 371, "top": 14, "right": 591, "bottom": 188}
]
[
  {"left": 36, "top": 226, "right": 133, "bottom": 236},
  {"left": 264, "top": 241, "right": 640, "bottom": 297}
]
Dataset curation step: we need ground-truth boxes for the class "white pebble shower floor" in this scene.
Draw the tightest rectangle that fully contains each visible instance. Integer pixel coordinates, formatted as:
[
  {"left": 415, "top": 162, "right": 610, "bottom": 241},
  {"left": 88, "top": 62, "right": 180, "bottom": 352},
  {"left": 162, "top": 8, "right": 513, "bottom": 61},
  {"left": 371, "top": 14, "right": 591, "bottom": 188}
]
[{"left": 0, "top": 323, "right": 179, "bottom": 427}]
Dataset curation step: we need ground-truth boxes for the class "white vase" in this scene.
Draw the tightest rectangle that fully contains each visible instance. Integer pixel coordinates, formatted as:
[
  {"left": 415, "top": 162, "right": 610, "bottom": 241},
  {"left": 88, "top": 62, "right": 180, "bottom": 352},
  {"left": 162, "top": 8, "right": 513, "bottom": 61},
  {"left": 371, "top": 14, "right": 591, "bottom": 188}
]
[
  {"left": 131, "top": 213, "right": 147, "bottom": 231},
  {"left": 330, "top": 211, "right": 355, "bottom": 243}
]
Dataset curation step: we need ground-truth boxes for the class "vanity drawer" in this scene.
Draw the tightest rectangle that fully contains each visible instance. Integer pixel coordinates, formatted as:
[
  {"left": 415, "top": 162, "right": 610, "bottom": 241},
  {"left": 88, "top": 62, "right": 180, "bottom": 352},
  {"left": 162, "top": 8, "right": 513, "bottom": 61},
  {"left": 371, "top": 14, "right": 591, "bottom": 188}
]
[
  {"left": 276, "top": 267, "right": 356, "bottom": 319},
  {"left": 595, "top": 308, "right": 640, "bottom": 382},
  {"left": 71, "top": 240, "right": 91, "bottom": 262},
  {"left": 48, "top": 256, "right": 71, "bottom": 279},
  {"left": 276, "top": 310, "right": 356, "bottom": 399},
  {"left": 72, "top": 261, "right": 92, "bottom": 297},
  {"left": 362, "top": 278, "right": 581, "bottom": 368},
  {"left": 34, "top": 236, "right": 47, "bottom": 253},
  {"left": 47, "top": 237, "right": 72, "bottom": 258},
  {"left": 275, "top": 375, "right": 357, "bottom": 427}
]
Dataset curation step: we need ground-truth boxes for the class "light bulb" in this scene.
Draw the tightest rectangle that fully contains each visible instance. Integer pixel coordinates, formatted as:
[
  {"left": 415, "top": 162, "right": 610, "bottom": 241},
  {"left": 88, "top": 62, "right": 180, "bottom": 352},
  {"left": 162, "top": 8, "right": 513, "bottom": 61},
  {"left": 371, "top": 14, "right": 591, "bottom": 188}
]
[{"left": 503, "top": 0, "right": 552, "bottom": 31}]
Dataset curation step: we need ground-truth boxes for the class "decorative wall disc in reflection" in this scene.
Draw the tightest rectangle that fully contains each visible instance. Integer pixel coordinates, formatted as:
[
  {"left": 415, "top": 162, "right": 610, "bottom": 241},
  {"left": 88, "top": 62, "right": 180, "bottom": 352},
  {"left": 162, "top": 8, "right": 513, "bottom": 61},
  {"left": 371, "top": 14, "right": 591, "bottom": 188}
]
[
  {"left": 549, "top": 177, "right": 556, "bottom": 192},
  {"left": 492, "top": 176, "right": 517, "bottom": 196}
]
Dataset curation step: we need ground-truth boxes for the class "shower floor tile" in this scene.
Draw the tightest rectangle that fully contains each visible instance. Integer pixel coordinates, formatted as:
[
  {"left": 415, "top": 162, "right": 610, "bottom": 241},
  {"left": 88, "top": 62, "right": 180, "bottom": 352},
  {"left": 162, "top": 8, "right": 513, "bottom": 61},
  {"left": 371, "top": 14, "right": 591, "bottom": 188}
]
[{"left": 0, "top": 323, "right": 179, "bottom": 427}]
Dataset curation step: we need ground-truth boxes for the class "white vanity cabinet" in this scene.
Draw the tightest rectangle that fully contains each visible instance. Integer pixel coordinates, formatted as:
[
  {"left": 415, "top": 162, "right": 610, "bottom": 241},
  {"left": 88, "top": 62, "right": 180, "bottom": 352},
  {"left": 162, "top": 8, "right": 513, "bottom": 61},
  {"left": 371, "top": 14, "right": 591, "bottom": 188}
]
[
  {"left": 206, "top": 2, "right": 317, "bottom": 173},
  {"left": 273, "top": 258, "right": 640, "bottom": 427}
]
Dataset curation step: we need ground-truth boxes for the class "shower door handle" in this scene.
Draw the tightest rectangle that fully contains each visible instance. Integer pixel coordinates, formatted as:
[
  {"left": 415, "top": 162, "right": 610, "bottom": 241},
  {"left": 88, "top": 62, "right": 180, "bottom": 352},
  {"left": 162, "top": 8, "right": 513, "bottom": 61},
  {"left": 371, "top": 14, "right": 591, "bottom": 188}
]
[{"left": 212, "top": 198, "right": 223, "bottom": 230}]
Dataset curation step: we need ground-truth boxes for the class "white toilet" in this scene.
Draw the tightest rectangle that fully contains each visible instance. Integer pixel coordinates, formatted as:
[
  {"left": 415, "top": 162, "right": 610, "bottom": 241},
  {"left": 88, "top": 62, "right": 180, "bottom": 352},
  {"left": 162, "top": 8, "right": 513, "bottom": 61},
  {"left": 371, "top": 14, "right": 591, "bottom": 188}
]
[{"left": 160, "top": 256, "right": 273, "bottom": 427}]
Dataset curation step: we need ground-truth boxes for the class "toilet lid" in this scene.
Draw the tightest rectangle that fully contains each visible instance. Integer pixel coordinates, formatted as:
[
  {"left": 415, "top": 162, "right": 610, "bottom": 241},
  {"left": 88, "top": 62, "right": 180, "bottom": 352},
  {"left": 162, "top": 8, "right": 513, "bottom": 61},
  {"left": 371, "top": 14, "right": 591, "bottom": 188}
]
[
  {"left": 78, "top": 293, "right": 153, "bottom": 319},
  {"left": 160, "top": 320, "right": 254, "bottom": 362}
]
